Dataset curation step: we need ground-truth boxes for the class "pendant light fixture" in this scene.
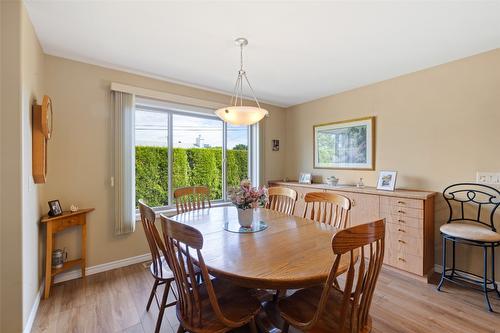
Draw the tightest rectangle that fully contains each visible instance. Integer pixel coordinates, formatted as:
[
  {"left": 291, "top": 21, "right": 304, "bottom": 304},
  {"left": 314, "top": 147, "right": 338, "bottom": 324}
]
[{"left": 215, "top": 38, "right": 269, "bottom": 125}]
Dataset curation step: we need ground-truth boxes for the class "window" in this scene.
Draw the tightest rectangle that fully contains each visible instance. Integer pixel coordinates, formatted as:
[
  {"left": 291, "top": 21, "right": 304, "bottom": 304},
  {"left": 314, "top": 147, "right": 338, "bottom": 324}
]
[
  {"left": 173, "top": 113, "right": 223, "bottom": 200},
  {"left": 134, "top": 100, "right": 252, "bottom": 209},
  {"left": 227, "top": 124, "right": 249, "bottom": 191},
  {"left": 135, "top": 109, "right": 169, "bottom": 207}
]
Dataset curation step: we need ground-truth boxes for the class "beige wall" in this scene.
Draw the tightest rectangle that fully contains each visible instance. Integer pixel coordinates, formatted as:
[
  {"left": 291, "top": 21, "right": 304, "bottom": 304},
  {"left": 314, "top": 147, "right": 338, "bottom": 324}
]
[
  {"left": 0, "top": 2, "right": 46, "bottom": 330},
  {"left": 42, "top": 55, "right": 286, "bottom": 268},
  {"left": 21, "top": 3, "right": 45, "bottom": 327},
  {"left": 285, "top": 48, "right": 500, "bottom": 276},
  {"left": 1, "top": 1, "right": 24, "bottom": 331}
]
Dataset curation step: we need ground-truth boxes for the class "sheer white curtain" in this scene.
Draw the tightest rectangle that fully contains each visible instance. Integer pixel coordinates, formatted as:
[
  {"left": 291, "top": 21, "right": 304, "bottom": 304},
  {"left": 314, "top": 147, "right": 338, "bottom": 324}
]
[{"left": 113, "top": 91, "right": 136, "bottom": 234}]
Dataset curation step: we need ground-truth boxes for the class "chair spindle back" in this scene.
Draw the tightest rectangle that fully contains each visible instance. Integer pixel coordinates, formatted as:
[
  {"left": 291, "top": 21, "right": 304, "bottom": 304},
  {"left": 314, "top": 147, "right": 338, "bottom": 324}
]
[
  {"left": 303, "top": 192, "right": 351, "bottom": 229},
  {"left": 174, "top": 186, "right": 212, "bottom": 214},
  {"left": 266, "top": 187, "right": 298, "bottom": 215},
  {"left": 160, "top": 215, "right": 243, "bottom": 329},
  {"left": 301, "top": 219, "right": 385, "bottom": 333},
  {"left": 138, "top": 200, "right": 168, "bottom": 278}
]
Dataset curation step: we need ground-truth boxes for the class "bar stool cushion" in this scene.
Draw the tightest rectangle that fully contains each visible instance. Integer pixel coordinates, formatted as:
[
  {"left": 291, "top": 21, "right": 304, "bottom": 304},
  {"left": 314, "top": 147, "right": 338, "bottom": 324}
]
[{"left": 440, "top": 222, "right": 500, "bottom": 242}]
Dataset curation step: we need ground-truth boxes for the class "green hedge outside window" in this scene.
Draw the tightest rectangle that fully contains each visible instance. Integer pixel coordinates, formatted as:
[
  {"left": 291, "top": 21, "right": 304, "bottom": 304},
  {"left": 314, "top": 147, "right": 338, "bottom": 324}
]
[{"left": 135, "top": 146, "right": 248, "bottom": 207}]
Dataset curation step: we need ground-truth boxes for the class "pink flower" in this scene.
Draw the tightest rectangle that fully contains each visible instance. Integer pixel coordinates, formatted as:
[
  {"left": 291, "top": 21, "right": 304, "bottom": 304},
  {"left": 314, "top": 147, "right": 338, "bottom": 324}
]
[{"left": 230, "top": 179, "right": 268, "bottom": 210}]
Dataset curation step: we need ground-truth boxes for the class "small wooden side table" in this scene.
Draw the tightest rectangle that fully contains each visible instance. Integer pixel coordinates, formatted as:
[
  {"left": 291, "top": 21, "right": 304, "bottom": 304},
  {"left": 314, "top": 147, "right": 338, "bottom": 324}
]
[{"left": 41, "top": 208, "right": 94, "bottom": 299}]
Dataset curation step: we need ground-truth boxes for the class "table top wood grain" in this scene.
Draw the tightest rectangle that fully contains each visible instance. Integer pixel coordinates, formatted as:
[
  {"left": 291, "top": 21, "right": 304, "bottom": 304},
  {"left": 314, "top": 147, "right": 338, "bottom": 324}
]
[{"left": 170, "top": 206, "right": 346, "bottom": 289}]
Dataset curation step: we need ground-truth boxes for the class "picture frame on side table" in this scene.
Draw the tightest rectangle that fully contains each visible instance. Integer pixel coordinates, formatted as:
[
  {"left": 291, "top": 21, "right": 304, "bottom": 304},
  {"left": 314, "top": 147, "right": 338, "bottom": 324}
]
[
  {"left": 376, "top": 171, "right": 397, "bottom": 191},
  {"left": 48, "top": 200, "right": 63, "bottom": 217}
]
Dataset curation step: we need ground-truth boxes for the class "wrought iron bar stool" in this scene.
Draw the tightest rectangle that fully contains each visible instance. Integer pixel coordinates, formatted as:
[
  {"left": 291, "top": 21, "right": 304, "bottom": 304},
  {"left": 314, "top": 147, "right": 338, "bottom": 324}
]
[{"left": 437, "top": 183, "right": 500, "bottom": 311}]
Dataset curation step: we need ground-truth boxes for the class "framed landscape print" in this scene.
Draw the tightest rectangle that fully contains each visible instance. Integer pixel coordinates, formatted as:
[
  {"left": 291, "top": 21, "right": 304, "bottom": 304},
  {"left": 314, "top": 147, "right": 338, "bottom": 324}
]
[{"left": 313, "top": 116, "right": 375, "bottom": 170}]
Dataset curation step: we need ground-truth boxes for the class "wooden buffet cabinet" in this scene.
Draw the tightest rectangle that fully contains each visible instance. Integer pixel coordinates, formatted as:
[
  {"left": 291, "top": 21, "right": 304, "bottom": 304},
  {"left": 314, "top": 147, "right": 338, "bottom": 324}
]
[{"left": 269, "top": 181, "right": 436, "bottom": 281}]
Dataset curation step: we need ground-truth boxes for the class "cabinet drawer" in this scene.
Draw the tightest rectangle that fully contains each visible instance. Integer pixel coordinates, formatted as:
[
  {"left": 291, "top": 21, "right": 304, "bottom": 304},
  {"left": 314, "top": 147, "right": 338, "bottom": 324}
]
[
  {"left": 386, "top": 252, "right": 423, "bottom": 276},
  {"left": 386, "top": 221, "right": 422, "bottom": 238},
  {"left": 52, "top": 216, "right": 84, "bottom": 232},
  {"left": 380, "top": 205, "right": 424, "bottom": 219},
  {"left": 381, "top": 214, "right": 424, "bottom": 229},
  {"left": 386, "top": 229, "right": 423, "bottom": 257},
  {"left": 380, "top": 196, "right": 423, "bottom": 210}
]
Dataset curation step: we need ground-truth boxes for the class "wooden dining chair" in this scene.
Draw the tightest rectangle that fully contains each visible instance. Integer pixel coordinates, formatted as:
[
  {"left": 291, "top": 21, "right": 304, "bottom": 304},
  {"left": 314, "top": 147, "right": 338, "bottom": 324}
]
[
  {"left": 138, "top": 200, "right": 177, "bottom": 333},
  {"left": 266, "top": 187, "right": 298, "bottom": 215},
  {"left": 303, "top": 192, "right": 351, "bottom": 229},
  {"left": 174, "top": 186, "right": 212, "bottom": 214},
  {"left": 279, "top": 219, "right": 385, "bottom": 333},
  {"left": 160, "top": 214, "right": 261, "bottom": 333}
]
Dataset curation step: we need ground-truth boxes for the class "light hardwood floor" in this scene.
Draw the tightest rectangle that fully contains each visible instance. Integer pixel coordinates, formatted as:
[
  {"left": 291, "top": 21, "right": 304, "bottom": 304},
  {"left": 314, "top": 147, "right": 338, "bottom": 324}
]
[{"left": 32, "top": 263, "right": 500, "bottom": 333}]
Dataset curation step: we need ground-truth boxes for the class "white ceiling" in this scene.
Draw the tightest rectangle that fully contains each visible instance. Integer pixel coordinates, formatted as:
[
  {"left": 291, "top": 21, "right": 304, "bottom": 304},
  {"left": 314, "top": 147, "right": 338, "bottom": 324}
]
[{"left": 25, "top": 1, "right": 500, "bottom": 107}]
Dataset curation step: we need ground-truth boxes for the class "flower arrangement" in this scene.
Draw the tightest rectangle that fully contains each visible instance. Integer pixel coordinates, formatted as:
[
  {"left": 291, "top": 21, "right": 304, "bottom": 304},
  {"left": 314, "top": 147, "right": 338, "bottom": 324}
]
[{"left": 230, "top": 179, "right": 268, "bottom": 210}]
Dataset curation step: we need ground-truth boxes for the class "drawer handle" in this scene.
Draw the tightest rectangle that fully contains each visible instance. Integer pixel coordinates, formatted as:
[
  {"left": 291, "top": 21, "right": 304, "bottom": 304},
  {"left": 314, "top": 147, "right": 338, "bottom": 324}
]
[
  {"left": 397, "top": 228, "right": 405, "bottom": 232},
  {"left": 398, "top": 257, "right": 406, "bottom": 262},
  {"left": 398, "top": 219, "right": 405, "bottom": 223},
  {"left": 397, "top": 210, "right": 405, "bottom": 214},
  {"left": 397, "top": 201, "right": 405, "bottom": 204},
  {"left": 398, "top": 239, "right": 406, "bottom": 244}
]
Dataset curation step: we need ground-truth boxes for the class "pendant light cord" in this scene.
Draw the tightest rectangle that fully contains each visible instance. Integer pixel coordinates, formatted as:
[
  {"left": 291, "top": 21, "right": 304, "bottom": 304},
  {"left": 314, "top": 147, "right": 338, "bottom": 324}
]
[
  {"left": 228, "top": 39, "right": 263, "bottom": 110},
  {"left": 240, "top": 43, "right": 244, "bottom": 72}
]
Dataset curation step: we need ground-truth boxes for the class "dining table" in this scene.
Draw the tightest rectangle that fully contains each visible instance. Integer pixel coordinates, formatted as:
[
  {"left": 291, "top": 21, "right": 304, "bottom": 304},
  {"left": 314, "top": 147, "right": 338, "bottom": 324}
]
[{"left": 169, "top": 206, "right": 352, "bottom": 332}]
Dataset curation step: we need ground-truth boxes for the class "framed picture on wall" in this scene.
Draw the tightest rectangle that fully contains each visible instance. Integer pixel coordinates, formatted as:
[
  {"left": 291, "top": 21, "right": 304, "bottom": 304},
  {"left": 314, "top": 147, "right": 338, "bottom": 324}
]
[
  {"left": 313, "top": 116, "right": 375, "bottom": 170},
  {"left": 376, "top": 171, "right": 397, "bottom": 191}
]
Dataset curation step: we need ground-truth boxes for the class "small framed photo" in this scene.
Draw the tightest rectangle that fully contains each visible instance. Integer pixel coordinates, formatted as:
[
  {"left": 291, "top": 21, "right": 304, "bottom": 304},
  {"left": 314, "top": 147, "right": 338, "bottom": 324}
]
[
  {"left": 48, "top": 200, "right": 63, "bottom": 217},
  {"left": 299, "top": 172, "right": 312, "bottom": 184},
  {"left": 377, "top": 171, "right": 397, "bottom": 191},
  {"left": 272, "top": 139, "right": 280, "bottom": 151}
]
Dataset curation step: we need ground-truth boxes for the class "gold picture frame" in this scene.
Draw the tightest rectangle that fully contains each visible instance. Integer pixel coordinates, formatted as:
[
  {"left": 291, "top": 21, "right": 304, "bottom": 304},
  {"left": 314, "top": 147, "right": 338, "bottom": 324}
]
[{"left": 313, "top": 116, "right": 375, "bottom": 170}]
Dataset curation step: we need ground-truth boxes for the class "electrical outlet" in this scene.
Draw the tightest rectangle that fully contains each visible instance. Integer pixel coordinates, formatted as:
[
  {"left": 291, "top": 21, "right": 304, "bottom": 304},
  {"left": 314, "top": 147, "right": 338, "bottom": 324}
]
[{"left": 476, "top": 172, "right": 500, "bottom": 185}]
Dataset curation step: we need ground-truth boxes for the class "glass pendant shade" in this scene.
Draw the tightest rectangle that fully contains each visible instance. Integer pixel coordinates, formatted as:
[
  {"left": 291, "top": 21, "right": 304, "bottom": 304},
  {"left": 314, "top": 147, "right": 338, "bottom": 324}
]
[
  {"left": 215, "top": 38, "right": 268, "bottom": 126},
  {"left": 215, "top": 106, "right": 268, "bottom": 126}
]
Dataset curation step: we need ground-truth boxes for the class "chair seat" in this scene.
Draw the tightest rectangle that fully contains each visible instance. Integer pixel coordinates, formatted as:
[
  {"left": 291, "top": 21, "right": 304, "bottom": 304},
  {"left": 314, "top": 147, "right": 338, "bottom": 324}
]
[
  {"left": 279, "top": 285, "right": 370, "bottom": 333},
  {"left": 440, "top": 222, "right": 500, "bottom": 242},
  {"left": 178, "top": 278, "right": 261, "bottom": 333},
  {"left": 150, "top": 258, "right": 174, "bottom": 280},
  {"left": 150, "top": 257, "right": 201, "bottom": 281}
]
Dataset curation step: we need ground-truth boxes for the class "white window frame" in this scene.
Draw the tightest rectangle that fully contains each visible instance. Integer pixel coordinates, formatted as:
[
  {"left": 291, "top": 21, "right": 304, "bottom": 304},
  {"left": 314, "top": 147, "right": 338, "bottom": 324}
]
[{"left": 134, "top": 100, "right": 257, "bottom": 211}]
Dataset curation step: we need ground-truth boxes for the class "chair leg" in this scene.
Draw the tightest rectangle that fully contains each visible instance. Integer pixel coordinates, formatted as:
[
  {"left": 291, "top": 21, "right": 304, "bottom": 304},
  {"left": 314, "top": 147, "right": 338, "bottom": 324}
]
[
  {"left": 492, "top": 244, "right": 500, "bottom": 298},
  {"left": 273, "top": 290, "right": 279, "bottom": 303},
  {"left": 437, "top": 236, "right": 447, "bottom": 291},
  {"left": 273, "top": 289, "right": 286, "bottom": 303},
  {"left": 147, "top": 279, "right": 159, "bottom": 311},
  {"left": 282, "top": 322, "right": 290, "bottom": 333},
  {"left": 483, "top": 246, "right": 493, "bottom": 312},
  {"left": 155, "top": 280, "right": 171, "bottom": 333},
  {"left": 249, "top": 318, "right": 258, "bottom": 333},
  {"left": 451, "top": 241, "right": 456, "bottom": 279}
]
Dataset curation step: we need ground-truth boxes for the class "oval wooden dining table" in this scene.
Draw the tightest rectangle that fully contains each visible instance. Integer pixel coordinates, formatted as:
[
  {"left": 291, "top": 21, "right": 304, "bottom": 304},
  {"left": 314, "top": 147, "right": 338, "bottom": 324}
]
[
  {"left": 169, "top": 206, "right": 351, "bottom": 289},
  {"left": 169, "top": 206, "right": 352, "bottom": 332}
]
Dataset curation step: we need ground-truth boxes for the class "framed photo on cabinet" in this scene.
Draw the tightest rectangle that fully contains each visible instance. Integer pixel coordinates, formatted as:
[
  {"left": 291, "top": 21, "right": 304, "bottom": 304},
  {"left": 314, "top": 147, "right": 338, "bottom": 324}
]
[
  {"left": 313, "top": 116, "right": 375, "bottom": 170},
  {"left": 376, "top": 171, "right": 397, "bottom": 191}
]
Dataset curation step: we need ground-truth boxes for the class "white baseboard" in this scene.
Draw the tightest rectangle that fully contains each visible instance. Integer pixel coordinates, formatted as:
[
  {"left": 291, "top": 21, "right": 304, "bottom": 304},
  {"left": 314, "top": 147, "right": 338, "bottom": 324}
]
[
  {"left": 434, "top": 264, "right": 500, "bottom": 285},
  {"left": 23, "top": 284, "right": 44, "bottom": 333},
  {"left": 54, "top": 253, "right": 152, "bottom": 284}
]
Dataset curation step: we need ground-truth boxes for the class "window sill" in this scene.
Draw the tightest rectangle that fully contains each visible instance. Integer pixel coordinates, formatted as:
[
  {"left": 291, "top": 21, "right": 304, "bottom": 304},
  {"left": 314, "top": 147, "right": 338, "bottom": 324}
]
[{"left": 135, "top": 201, "right": 233, "bottom": 222}]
